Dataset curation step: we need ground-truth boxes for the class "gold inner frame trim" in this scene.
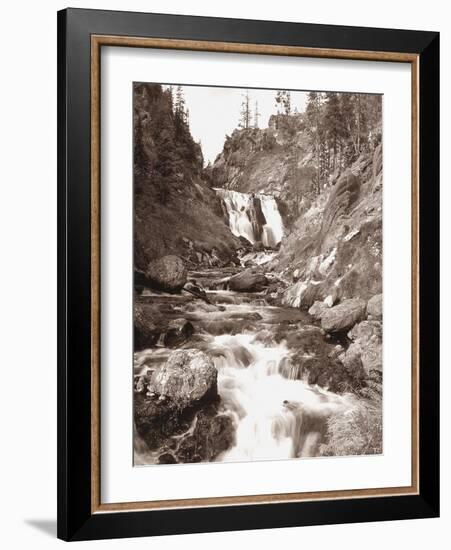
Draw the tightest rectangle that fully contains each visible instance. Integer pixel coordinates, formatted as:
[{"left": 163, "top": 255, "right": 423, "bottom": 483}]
[{"left": 90, "top": 34, "right": 420, "bottom": 514}]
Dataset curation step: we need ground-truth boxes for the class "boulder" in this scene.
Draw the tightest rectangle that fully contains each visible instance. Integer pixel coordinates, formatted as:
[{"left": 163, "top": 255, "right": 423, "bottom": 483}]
[
  {"left": 321, "top": 298, "right": 367, "bottom": 333},
  {"left": 146, "top": 255, "right": 187, "bottom": 292},
  {"left": 367, "top": 293, "right": 383, "bottom": 320},
  {"left": 229, "top": 268, "right": 268, "bottom": 292},
  {"left": 134, "top": 303, "right": 160, "bottom": 350},
  {"left": 134, "top": 350, "right": 219, "bottom": 451},
  {"left": 151, "top": 350, "right": 217, "bottom": 406},
  {"left": 163, "top": 319, "right": 195, "bottom": 347}
]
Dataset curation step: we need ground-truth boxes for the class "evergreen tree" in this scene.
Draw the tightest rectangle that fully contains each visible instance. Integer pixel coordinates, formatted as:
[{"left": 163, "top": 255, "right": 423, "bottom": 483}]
[
  {"left": 238, "top": 90, "right": 252, "bottom": 129},
  {"left": 323, "top": 92, "right": 341, "bottom": 173},
  {"left": 175, "top": 85, "right": 186, "bottom": 123},
  {"left": 253, "top": 100, "right": 260, "bottom": 128},
  {"left": 275, "top": 90, "right": 292, "bottom": 115},
  {"left": 167, "top": 85, "right": 174, "bottom": 112},
  {"left": 305, "top": 91, "right": 324, "bottom": 195},
  {"left": 283, "top": 90, "right": 291, "bottom": 115},
  {"left": 275, "top": 90, "right": 284, "bottom": 114}
]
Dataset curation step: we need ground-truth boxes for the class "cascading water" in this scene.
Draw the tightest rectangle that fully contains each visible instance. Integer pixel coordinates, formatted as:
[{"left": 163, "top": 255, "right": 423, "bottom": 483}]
[
  {"left": 215, "top": 189, "right": 284, "bottom": 248},
  {"left": 210, "top": 333, "right": 350, "bottom": 461},
  {"left": 260, "top": 195, "right": 284, "bottom": 248}
]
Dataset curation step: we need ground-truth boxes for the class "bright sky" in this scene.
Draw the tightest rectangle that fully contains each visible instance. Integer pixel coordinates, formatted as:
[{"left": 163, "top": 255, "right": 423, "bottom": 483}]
[{"left": 166, "top": 85, "right": 308, "bottom": 164}]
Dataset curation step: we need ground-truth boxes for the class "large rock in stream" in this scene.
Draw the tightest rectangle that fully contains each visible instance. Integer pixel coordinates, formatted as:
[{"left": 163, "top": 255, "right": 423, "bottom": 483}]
[
  {"left": 151, "top": 350, "right": 217, "bottom": 405},
  {"left": 321, "top": 298, "right": 367, "bottom": 333},
  {"left": 134, "top": 350, "right": 235, "bottom": 461},
  {"left": 146, "top": 255, "right": 188, "bottom": 292},
  {"left": 229, "top": 268, "right": 268, "bottom": 292}
]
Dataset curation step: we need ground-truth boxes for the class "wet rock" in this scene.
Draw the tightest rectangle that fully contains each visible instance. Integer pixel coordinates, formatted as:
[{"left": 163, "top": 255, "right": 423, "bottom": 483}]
[
  {"left": 185, "top": 302, "right": 219, "bottom": 313},
  {"left": 134, "top": 393, "right": 189, "bottom": 450},
  {"left": 158, "top": 452, "right": 177, "bottom": 464},
  {"left": 284, "top": 326, "right": 325, "bottom": 351},
  {"left": 285, "top": 349, "right": 365, "bottom": 394},
  {"left": 229, "top": 268, "right": 268, "bottom": 292},
  {"left": 238, "top": 235, "right": 253, "bottom": 250},
  {"left": 163, "top": 319, "right": 195, "bottom": 347},
  {"left": 183, "top": 281, "right": 209, "bottom": 302},
  {"left": 175, "top": 408, "right": 235, "bottom": 463},
  {"left": 134, "top": 350, "right": 220, "bottom": 451},
  {"left": 279, "top": 325, "right": 363, "bottom": 392},
  {"left": 252, "top": 241, "right": 265, "bottom": 252},
  {"left": 308, "top": 301, "right": 328, "bottom": 322},
  {"left": 367, "top": 293, "right": 383, "bottom": 320},
  {"left": 228, "top": 311, "right": 263, "bottom": 321},
  {"left": 134, "top": 303, "right": 160, "bottom": 350},
  {"left": 321, "top": 298, "right": 367, "bottom": 333},
  {"left": 152, "top": 350, "right": 217, "bottom": 406},
  {"left": 341, "top": 320, "right": 382, "bottom": 374},
  {"left": 146, "top": 255, "right": 188, "bottom": 292},
  {"left": 266, "top": 282, "right": 280, "bottom": 295}
]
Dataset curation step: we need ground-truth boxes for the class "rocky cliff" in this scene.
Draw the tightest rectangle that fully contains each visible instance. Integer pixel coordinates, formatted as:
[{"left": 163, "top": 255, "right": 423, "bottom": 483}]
[
  {"left": 134, "top": 83, "right": 240, "bottom": 272},
  {"left": 206, "top": 114, "right": 313, "bottom": 228},
  {"left": 278, "top": 144, "right": 383, "bottom": 309}
]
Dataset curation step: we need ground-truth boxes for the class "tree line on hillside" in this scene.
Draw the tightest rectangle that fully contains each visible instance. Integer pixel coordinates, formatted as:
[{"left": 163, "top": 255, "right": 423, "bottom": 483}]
[
  {"left": 134, "top": 83, "right": 202, "bottom": 203},
  {"left": 304, "top": 91, "right": 382, "bottom": 194},
  {"left": 235, "top": 88, "right": 382, "bottom": 202},
  {"left": 237, "top": 89, "right": 297, "bottom": 129}
]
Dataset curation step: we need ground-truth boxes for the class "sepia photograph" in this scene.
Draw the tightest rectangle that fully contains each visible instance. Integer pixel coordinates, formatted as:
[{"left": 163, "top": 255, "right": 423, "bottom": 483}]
[{"left": 132, "top": 82, "right": 383, "bottom": 466}]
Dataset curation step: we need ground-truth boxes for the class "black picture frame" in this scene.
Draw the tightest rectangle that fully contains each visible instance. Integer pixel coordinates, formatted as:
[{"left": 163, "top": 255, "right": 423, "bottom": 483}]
[{"left": 57, "top": 7, "right": 439, "bottom": 541}]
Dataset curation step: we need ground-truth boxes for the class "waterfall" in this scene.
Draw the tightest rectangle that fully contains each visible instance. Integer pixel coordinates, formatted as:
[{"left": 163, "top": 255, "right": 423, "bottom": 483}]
[
  {"left": 260, "top": 194, "right": 284, "bottom": 248},
  {"left": 215, "top": 189, "right": 284, "bottom": 248}
]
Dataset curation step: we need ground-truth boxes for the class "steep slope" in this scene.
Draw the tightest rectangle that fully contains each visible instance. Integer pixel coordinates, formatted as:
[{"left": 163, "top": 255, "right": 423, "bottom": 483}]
[
  {"left": 278, "top": 144, "right": 383, "bottom": 308},
  {"left": 134, "top": 83, "right": 239, "bottom": 271}
]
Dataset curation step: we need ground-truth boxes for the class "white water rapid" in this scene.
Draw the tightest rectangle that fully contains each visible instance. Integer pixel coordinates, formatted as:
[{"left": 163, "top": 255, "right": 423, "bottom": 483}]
[
  {"left": 210, "top": 333, "right": 351, "bottom": 461},
  {"left": 215, "top": 189, "right": 284, "bottom": 248}
]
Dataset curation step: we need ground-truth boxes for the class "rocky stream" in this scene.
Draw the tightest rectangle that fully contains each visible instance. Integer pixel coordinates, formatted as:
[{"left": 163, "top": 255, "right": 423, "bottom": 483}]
[{"left": 133, "top": 190, "right": 382, "bottom": 465}]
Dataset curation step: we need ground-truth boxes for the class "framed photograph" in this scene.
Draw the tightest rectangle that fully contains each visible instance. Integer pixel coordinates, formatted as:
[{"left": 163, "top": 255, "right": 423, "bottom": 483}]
[{"left": 57, "top": 8, "right": 439, "bottom": 541}]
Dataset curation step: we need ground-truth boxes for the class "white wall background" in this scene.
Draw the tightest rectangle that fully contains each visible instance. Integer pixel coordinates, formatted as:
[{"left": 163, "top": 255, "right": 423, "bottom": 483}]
[{"left": 0, "top": 0, "right": 448, "bottom": 547}]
